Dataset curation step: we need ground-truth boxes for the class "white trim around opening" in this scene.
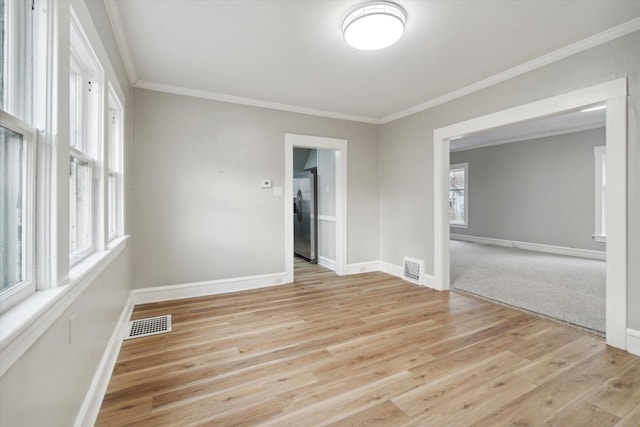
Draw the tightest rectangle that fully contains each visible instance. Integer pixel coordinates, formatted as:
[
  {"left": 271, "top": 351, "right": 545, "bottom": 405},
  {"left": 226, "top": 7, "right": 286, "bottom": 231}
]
[
  {"left": 433, "top": 78, "right": 628, "bottom": 350},
  {"left": 284, "top": 134, "right": 348, "bottom": 283}
]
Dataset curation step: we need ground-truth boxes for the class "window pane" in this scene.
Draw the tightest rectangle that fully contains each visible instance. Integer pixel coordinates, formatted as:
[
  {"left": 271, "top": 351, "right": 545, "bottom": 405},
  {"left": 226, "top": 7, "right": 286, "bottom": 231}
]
[
  {"left": 69, "top": 156, "right": 92, "bottom": 253},
  {"left": 449, "top": 190, "right": 465, "bottom": 223},
  {"left": 108, "top": 172, "right": 116, "bottom": 237},
  {"left": 108, "top": 112, "right": 118, "bottom": 170},
  {"left": 1, "top": 125, "right": 24, "bottom": 291},
  {"left": 69, "top": 70, "right": 81, "bottom": 149},
  {"left": 449, "top": 170, "right": 465, "bottom": 190}
]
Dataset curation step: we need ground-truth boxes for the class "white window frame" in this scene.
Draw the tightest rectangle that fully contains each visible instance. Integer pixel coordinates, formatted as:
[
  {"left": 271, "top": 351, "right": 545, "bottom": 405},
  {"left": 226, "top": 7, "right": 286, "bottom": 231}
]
[
  {"left": 0, "top": 0, "right": 37, "bottom": 313},
  {"left": 69, "top": 147, "right": 96, "bottom": 265},
  {"left": 107, "top": 85, "right": 124, "bottom": 242},
  {"left": 449, "top": 162, "right": 468, "bottom": 228},
  {"left": 2, "top": 0, "right": 33, "bottom": 122},
  {"left": 593, "top": 145, "right": 606, "bottom": 242},
  {"left": 68, "top": 12, "right": 104, "bottom": 266},
  {"left": 0, "top": 111, "right": 37, "bottom": 313},
  {"left": 1, "top": 0, "right": 131, "bottom": 380}
]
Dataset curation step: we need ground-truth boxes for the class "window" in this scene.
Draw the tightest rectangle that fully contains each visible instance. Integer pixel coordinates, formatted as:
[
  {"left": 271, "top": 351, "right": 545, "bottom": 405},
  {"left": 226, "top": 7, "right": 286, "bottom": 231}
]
[
  {"left": 1, "top": 0, "right": 37, "bottom": 313},
  {"left": 1, "top": 0, "right": 130, "bottom": 373},
  {"left": 69, "top": 15, "right": 103, "bottom": 265},
  {"left": 1, "top": 113, "right": 37, "bottom": 311},
  {"left": 107, "top": 87, "right": 124, "bottom": 241},
  {"left": 593, "top": 146, "right": 606, "bottom": 242},
  {"left": 449, "top": 162, "right": 468, "bottom": 227},
  {"left": 1, "top": 0, "right": 34, "bottom": 122}
]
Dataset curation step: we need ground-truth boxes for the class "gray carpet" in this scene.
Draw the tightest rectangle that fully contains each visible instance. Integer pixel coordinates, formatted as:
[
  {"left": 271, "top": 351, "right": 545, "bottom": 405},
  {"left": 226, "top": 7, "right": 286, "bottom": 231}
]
[{"left": 450, "top": 240, "right": 606, "bottom": 336}]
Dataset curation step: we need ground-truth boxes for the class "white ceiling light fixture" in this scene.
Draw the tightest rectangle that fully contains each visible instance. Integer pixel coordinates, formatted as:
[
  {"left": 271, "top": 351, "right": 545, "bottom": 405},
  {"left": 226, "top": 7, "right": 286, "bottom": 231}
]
[{"left": 343, "top": 1, "right": 406, "bottom": 51}]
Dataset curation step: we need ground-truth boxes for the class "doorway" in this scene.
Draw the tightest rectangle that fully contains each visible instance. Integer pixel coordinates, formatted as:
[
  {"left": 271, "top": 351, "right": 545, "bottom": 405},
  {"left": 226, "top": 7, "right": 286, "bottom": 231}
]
[
  {"left": 433, "top": 78, "right": 628, "bottom": 349},
  {"left": 448, "top": 112, "right": 607, "bottom": 336},
  {"left": 284, "top": 134, "right": 347, "bottom": 283}
]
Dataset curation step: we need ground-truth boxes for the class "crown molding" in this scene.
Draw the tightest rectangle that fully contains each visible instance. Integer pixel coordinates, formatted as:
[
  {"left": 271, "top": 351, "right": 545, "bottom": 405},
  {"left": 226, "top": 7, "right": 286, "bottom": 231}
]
[
  {"left": 379, "top": 17, "right": 640, "bottom": 124},
  {"left": 102, "top": 4, "right": 639, "bottom": 125},
  {"left": 134, "top": 80, "right": 381, "bottom": 124},
  {"left": 103, "top": 0, "right": 138, "bottom": 85}
]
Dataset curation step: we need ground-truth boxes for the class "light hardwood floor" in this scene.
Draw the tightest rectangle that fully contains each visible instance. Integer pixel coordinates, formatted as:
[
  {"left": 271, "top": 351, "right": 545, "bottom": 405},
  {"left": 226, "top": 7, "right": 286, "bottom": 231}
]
[{"left": 96, "top": 260, "right": 640, "bottom": 426}]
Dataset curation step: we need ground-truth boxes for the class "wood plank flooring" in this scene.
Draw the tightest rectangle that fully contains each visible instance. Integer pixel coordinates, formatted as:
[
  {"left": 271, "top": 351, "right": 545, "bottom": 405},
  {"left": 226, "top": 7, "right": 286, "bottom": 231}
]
[{"left": 96, "top": 260, "right": 640, "bottom": 426}]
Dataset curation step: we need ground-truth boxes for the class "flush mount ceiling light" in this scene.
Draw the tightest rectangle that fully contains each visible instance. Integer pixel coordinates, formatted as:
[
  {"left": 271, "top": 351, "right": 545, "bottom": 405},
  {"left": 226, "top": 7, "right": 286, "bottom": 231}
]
[{"left": 343, "top": 1, "right": 406, "bottom": 51}]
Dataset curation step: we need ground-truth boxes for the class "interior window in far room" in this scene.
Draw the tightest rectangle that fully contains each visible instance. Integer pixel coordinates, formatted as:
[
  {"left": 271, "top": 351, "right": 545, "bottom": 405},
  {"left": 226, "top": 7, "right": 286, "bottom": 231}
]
[{"left": 449, "top": 162, "right": 468, "bottom": 228}]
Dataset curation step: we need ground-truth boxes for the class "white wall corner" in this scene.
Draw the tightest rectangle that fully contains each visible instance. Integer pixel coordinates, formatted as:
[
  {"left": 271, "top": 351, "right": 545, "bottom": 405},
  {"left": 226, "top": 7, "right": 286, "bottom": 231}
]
[
  {"left": 379, "top": 260, "right": 437, "bottom": 289},
  {"left": 130, "top": 273, "right": 287, "bottom": 305},
  {"left": 379, "top": 261, "right": 403, "bottom": 278},
  {"left": 421, "top": 273, "right": 435, "bottom": 289},
  {"left": 74, "top": 292, "right": 135, "bottom": 427},
  {"left": 626, "top": 328, "right": 640, "bottom": 356},
  {"left": 318, "top": 256, "right": 337, "bottom": 272},
  {"left": 346, "top": 261, "right": 381, "bottom": 275},
  {"left": 103, "top": 0, "right": 138, "bottom": 85}
]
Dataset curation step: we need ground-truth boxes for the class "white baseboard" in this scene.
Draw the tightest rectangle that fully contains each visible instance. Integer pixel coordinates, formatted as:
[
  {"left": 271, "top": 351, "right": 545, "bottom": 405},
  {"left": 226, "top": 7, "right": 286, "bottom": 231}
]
[
  {"left": 76, "top": 271, "right": 287, "bottom": 424},
  {"left": 379, "top": 261, "right": 436, "bottom": 289},
  {"left": 318, "top": 256, "right": 336, "bottom": 271},
  {"left": 74, "top": 292, "right": 135, "bottom": 427},
  {"left": 626, "top": 328, "right": 640, "bottom": 356},
  {"left": 450, "top": 234, "right": 606, "bottom": 261},
  {"left": 131, "top": 272, "right": 288, "bottom": 305},
  {"left": 379, "top": 261, "right": 403, "bottom": 278},
  {"left": 347, "top": 261, "right": 380, "bottom": 275},
  {"left": 422, "top": 273, "right": 435, "bottom": 288}
]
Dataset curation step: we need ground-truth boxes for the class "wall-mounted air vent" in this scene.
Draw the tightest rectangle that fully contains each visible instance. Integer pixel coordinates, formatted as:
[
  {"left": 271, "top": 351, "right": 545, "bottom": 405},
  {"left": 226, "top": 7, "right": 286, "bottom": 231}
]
[
  {"left": 403, "top": 257, "right": 424, "bottom": 285},
  {"left": 125, "top": 315, "right": 172, "bottom": 340}
]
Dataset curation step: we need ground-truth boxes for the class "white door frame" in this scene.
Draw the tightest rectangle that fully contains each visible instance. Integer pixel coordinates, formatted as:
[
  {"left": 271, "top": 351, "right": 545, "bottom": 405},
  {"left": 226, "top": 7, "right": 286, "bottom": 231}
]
[
  {"left": 285, "top": 134, "right": 348, "bottom": 283},
  {"left": 433, "top": 78, "right": 628, "bottom": 349}
]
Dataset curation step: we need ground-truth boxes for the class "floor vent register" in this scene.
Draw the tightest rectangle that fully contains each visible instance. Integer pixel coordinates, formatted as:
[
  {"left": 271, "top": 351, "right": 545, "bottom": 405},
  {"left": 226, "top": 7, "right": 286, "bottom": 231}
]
[{"left": 125, "top": 314, "right": 172, "bottom": 340}]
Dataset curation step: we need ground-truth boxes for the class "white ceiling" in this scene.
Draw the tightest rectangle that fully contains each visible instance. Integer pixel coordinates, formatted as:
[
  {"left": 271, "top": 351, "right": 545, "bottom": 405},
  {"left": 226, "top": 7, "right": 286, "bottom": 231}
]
[
  {"left": 450, "top": 106, "right": 606, "bottom": 152},
  {"left": 107, "top": 0, "right": 640, "bottom": 123}
]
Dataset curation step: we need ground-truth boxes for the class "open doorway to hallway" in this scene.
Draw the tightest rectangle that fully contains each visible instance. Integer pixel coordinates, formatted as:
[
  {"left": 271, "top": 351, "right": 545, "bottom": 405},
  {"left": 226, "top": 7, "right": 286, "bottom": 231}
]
[
  {"left": 293, "top": 147, "right": 338, "bottom": 280},
  {"left": 285, "top": 134, "right": 348, "bottom": 284}
]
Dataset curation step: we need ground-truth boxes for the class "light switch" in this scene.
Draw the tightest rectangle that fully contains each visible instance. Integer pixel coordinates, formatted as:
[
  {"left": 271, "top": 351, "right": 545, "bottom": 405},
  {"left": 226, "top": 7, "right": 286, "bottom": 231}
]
[
  {"left": 273, "top": 186, "right": 283, "bottom": 196},
  {"left": 260, "top": 179, "right": 272, "bottom": 188}
]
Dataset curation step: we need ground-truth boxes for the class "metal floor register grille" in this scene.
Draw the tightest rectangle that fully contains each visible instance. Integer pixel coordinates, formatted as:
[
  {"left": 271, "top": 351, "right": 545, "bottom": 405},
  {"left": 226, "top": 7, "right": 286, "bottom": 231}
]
[
  {"left": 125, "top": 315, "right": 172, "bottom": 340},
  {"left": 402, "top": 257, "right": 424, "bottom": 285}
]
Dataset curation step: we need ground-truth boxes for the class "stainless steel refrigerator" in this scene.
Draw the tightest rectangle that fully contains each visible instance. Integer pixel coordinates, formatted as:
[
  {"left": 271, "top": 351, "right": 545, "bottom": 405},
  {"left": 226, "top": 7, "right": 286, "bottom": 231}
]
[{"left": 293, "top": 168, "right": 318, "bottom": 263}]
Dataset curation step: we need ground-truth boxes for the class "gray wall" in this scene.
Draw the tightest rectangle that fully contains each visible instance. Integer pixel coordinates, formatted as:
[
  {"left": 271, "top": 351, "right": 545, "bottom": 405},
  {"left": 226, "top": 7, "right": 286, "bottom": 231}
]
[
  {"left": 0, "top": 1, "right": 134, "bottom": 425},
  {"left": 132, "top": 88, "right": 379, "bottom": 288},
  {"left": 450, "top": 128, "right": 606, "bottom": 251},
  {"left": 379, "top": 30, "right": 640, "bottom": 329},
  {"left": 0, "top": 247, "right": 132, "bottom": 426}
]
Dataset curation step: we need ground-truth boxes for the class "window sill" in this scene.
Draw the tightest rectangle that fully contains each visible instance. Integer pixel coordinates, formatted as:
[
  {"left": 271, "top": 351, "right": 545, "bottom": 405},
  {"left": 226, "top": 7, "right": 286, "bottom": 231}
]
[
  {"left": 450, "top": 223, "right": 469, "bottom": 229},
  {"left": 0, "top": 235, "right": 129, "bottom": 377},
  {"left": 593, "top": 235, "right": 607, "bottom": 243}
]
